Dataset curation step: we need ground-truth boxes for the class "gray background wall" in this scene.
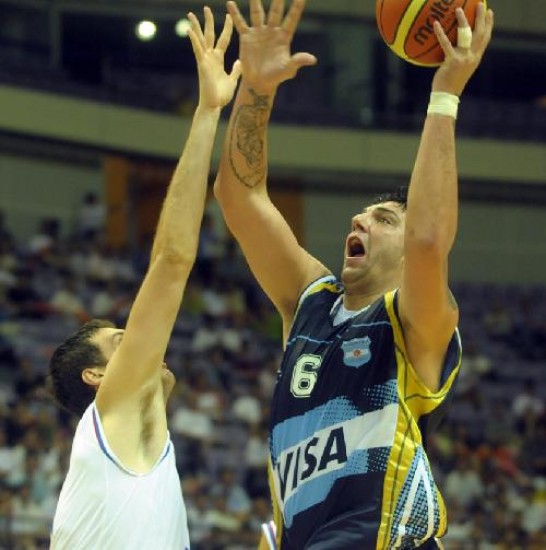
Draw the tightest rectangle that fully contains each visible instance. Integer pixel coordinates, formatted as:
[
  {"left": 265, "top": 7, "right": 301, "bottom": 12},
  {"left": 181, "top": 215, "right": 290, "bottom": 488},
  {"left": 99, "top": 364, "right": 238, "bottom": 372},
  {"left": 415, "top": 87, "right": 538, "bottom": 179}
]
[{"left": 0, "top": 153, "right": 102, "bottom": 240}]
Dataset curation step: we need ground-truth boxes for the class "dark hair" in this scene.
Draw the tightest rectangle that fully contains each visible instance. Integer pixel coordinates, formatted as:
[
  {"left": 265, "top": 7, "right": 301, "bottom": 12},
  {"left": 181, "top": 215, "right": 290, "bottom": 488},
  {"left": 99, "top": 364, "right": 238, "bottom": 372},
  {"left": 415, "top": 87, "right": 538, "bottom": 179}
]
[
  {"left": 372, "top": 186, "right": 408, "bottom": 210},
  {"left": 47, "top": 319, "right": 115, "bottom": 417}
]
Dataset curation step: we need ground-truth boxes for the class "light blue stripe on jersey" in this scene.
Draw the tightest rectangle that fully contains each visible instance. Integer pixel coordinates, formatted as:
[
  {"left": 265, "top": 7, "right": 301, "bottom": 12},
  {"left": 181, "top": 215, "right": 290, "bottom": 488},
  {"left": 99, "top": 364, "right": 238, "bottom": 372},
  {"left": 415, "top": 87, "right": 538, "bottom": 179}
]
[
  {"left": 271, "top": 381, "right": 399, "bottom": 461},
  {"left": 283, "top": 447, "right": 390, "bottom": 527},
  {"left": 92, "top": 406, "right": 118, "bottom": 466},
  {"left": 351, "top": 321, "right": 392, "bottom": 329},
  {"left": 286, "top": 321, "right": 393, "bottom": 348},
  {"left": 286, "top": 335, "right": 335, "bottom": 347},
  {"left": 271, "top": 397, "right": 359, "bottom": 461}
]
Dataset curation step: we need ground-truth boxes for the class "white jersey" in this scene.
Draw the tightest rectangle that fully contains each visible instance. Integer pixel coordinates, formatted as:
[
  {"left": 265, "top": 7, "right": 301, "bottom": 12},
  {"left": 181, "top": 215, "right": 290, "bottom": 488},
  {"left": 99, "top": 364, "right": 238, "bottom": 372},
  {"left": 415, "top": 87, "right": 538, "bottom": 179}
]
[{"left": 51, "top": 402, "right": 190, "bottom": 550}]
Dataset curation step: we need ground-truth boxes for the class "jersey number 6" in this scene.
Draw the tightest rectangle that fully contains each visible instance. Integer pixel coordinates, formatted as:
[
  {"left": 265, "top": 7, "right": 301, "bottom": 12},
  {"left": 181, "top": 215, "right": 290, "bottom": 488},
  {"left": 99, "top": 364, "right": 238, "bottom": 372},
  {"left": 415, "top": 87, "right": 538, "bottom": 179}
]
[{"left": 290, "top": 354, "right": 323, "bottom": 398}]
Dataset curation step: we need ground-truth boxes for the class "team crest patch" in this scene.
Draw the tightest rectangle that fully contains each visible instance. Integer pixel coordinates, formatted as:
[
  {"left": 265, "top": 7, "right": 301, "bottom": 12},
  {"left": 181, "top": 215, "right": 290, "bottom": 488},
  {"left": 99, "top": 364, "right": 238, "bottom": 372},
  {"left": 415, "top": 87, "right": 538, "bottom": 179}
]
[{"left": 342, "top": 337, "right": 372, "bottom": 368}]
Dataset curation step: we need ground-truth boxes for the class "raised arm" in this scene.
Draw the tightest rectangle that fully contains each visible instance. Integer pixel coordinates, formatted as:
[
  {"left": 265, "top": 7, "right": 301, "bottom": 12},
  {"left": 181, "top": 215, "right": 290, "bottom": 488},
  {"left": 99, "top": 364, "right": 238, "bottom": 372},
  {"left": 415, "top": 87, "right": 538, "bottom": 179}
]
[
  {"left": 399, "top": 4, "right": 494, "bottom": 391},
  {"left": 214, "top": 0, "right": 329, "bottom": 334},
  {"left": 96, "top": 9, "right": 240, "bottom": 416}
]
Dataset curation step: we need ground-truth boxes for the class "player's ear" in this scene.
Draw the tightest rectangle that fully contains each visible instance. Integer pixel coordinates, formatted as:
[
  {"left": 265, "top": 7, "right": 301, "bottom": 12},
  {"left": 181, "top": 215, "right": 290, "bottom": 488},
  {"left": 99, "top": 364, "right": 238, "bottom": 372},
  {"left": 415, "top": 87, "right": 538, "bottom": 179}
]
[{"left": 82, "top": 367, "right": 105, "bottom": 388}]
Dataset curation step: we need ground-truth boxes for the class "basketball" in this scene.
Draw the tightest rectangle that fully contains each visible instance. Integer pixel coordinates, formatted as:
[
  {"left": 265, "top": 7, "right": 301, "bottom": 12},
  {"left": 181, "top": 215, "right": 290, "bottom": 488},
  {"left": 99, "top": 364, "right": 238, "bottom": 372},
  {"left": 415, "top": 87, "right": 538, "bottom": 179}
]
[{"left": 376, "top": 0, "right": 485, "bottom": 66}]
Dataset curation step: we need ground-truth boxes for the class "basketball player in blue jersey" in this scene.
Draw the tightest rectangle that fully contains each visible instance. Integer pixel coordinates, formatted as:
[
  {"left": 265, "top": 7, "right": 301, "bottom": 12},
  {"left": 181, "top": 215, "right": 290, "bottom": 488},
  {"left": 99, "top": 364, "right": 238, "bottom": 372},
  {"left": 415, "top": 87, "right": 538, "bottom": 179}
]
[
  {"left": 215, "top": 0, "right": 494, "bottom": 548},
  {"left": 46, "top": 8, "right": 241, "bottom": 549}
]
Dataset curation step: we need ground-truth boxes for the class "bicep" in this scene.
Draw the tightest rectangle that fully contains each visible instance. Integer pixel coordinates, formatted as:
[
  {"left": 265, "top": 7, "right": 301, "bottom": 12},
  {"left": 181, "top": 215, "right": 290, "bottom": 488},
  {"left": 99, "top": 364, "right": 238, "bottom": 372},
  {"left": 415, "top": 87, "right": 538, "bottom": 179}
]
[
  {"left": 399, "top": 248, "right": 458, "bottom": 389},
  {"left": 400, "top": 240, "right": 458, "bottom": 332}
]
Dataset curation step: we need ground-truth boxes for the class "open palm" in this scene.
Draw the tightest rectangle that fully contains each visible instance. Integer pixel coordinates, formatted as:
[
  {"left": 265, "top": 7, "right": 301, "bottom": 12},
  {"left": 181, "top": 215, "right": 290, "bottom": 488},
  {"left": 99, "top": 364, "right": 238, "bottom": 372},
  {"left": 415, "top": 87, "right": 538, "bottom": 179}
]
[
  {"left": 188, "top": 8, "right": 242, "bottom": 109},
  {"left": 228, "top": 0, "right": 317, "bottom": 92}
]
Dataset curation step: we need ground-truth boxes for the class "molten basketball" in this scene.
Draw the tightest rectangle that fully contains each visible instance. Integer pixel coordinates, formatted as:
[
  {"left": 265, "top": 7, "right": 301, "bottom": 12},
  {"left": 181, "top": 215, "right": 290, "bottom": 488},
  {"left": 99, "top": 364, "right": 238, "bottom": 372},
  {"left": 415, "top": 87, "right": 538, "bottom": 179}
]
[{"left": 376, "top": 0, "right": 485, "bottom": 66}]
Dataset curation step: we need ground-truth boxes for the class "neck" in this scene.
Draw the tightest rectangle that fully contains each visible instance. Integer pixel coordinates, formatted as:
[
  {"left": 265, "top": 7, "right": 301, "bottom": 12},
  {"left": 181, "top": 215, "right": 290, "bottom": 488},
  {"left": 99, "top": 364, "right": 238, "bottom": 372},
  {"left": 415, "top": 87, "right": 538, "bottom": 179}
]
[
  {"left": 341, "top": 269, "right": 400, "bottom": 311},
  {"left": 342, "top": 290, "right": 385, "bottom": 311}
]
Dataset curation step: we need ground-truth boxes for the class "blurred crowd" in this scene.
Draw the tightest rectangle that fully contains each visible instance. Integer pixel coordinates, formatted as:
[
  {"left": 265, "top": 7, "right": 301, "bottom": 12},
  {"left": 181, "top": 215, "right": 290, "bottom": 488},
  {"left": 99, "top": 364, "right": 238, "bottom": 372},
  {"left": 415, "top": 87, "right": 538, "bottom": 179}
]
[{"left": 0, "top": 198, "right": 545, "bottom": 549}]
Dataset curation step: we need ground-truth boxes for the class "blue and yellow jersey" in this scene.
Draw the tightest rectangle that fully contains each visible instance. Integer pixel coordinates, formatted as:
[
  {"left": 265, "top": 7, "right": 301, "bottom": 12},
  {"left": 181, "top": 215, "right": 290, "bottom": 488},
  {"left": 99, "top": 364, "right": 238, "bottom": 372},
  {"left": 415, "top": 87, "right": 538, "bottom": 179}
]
[{"left": 268, "top": 276, "right": 461, "bottom": 549}]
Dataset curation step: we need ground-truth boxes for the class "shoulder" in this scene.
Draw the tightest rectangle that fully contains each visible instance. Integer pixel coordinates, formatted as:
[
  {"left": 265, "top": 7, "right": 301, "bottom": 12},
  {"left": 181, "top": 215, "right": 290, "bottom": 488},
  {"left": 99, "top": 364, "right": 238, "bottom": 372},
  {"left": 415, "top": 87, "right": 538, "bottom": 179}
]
[{"left": 297, "top": 275, "right": 342, "bottom": 309}]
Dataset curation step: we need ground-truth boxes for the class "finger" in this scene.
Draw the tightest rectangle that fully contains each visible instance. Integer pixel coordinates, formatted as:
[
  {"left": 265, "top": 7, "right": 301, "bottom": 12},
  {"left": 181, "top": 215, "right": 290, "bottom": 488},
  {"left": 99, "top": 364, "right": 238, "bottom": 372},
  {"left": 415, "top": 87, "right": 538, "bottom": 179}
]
[
  {"left": 203, "top": 6, "right": 215, "bottom": 48},
  {"left": 249, "top": 0, "right": 265, "bottom": 27},
  {"left": 230, "top": 59, "right": 243, "bottom": 83},
  {"left": 455, "top": 6, "right": 469, "bottom": 28},
  {"left": 433, "top": 20, "right": 455, "bottom": 58},
  {"left": 216, "top": 13, "right": 234, "bottom": 52},
  {"left": 473, "top": 7, "right": 494, "bottom": 54},
  {"left": 290, "top": 52, "right": 317, "bottom": 70},
  {"left": 283, "top": 0, "right": 307, "bottom": 39},
  {"left": 472, "top": 1, "right": 486, "bottom": 36},
  {"left": 484, "top": 8, "right": 494, "bottom": 45},
  {"left": 187, "top": 28, "right": 204, "bottom": 61},
  {"left": 267, "top": 0, "right": 285, "bottom": 27},
  {"left": 227, "top": 1, "right": 249, "bottom": 34},
  {"left": 187, "top": 12, "right": 206, "bottom": 48},
  {"left": 457, "top": 26, "right": 472, "bottom": 49},
  {"left": 455, "top": 8, "right": 472, "bottom": 49}
]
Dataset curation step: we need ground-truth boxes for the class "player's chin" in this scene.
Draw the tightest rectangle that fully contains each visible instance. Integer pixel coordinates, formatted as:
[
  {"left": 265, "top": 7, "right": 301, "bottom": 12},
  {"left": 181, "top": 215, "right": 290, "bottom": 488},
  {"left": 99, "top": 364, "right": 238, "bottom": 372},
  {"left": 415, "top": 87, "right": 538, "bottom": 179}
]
[
  {"left": 341, "top": 258, "right": 366, "bottom": 277},
  {"left": 344, "top": 254, "right": 368, "bottom": 268}
]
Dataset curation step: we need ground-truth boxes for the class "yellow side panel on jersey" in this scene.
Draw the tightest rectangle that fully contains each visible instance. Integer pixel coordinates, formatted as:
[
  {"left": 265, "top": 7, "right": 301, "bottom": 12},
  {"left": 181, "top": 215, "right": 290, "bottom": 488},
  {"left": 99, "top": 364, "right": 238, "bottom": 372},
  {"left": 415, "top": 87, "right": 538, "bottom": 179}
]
[
  {"left": 376, "top": 291, "right": 462, "bottom": 548},
  {"left": 385, "top": 290, "right": 461, "bottom": 418}
]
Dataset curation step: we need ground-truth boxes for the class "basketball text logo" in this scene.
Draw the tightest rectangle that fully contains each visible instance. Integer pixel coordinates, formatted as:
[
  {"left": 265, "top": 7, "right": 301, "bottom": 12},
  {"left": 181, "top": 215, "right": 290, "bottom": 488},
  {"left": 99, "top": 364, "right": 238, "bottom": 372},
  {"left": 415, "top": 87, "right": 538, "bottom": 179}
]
[{"left": 414, "top": 0, "right": 456, "bottom": 46}]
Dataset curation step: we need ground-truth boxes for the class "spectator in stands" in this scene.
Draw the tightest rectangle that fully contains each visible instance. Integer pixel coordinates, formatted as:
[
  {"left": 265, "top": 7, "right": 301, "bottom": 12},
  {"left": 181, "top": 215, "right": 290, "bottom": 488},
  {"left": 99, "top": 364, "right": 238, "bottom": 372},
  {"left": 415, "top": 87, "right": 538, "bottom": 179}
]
[
  {"left": 213, "top": 467, "right": 252, "bottom": 522},
  {"left": 0, "top": 239, "right": 18, "bottom": 285},
  {"left": 482, "top": 296, "right": 513, "bottom": 341},
  {"left": 27, "top": 218, "right": 61, "bottom": 259},
  {"left": 186, "top": 491, "right": 213, "bottom": 549},
  {"left": 76, "top": 191, "right": 105, "bottom": 240},
  {"left": 519, "top": 415, "right": 546, "bottom": 476},
  {"left": 445, "top": 456, "right": 484, "bottom": 509},
  {"left": 0, "top": 211, "right": 15, "bottom": 247},
  {"left": 48, "top": 274, "right": 90, "bottom": 323},
  {"left": 512, "top": 379, "right": 545, "bottom": 435},
  {"left": 7, "top": 268, "right": 51, "bottom": 319},
  {"left": 196, "top": 210, "right": 224, "bottom": 283}
]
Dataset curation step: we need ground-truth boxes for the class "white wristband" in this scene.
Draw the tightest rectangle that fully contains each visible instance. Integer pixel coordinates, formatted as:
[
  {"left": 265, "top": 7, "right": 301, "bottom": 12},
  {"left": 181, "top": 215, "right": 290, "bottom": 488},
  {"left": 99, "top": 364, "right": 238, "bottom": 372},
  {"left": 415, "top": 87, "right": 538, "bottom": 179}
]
[{"left": 427, "top": 92, "right": 460, "bottom": 119}]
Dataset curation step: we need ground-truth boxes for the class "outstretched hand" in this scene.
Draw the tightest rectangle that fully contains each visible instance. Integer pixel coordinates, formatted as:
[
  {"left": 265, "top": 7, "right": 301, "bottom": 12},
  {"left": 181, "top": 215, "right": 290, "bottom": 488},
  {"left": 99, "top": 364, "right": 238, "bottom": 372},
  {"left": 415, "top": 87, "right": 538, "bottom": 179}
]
[
  {"left": 227, "top": 0, "right": 317, "bottom": 93},
  {"left": 432, "top": 2, "right": 494, "bottom": 96},
  {"left": 188, "top": 7, "right": 242, "bottom": 109}
]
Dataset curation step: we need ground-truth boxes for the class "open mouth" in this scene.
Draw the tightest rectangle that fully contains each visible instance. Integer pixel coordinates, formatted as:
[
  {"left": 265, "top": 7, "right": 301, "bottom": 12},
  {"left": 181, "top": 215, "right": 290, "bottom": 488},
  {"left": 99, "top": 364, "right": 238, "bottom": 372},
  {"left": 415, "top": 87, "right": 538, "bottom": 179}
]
[{"left": 347, "top": 236, "right": 366, "bottom": 258}]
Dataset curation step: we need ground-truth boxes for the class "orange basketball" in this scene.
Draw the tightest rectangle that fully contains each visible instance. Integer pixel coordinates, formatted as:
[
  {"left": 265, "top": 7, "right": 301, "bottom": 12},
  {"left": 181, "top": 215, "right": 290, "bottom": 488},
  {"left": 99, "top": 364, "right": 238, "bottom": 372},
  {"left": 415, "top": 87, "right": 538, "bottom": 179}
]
[{"left": 376, "top": 0, "right": 485, "bottom": 66}]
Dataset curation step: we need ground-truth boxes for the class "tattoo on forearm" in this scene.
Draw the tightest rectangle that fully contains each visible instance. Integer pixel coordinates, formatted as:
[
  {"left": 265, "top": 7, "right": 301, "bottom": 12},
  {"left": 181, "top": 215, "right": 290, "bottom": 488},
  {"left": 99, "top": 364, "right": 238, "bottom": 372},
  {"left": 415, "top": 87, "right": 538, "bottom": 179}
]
[{"left": 229, "top": 89, "right": 270, "bottom": 189}]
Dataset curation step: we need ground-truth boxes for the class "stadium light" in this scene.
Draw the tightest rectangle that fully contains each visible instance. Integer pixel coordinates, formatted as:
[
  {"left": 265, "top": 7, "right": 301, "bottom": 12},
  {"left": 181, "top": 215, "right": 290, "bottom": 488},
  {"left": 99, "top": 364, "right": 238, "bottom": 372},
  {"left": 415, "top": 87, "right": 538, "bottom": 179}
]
[
  {"left": 136, "top": 20, "right": 157, "bottom": 41},
  {"left": 175, "top": 18, "right": 191, "bottom": 38}
]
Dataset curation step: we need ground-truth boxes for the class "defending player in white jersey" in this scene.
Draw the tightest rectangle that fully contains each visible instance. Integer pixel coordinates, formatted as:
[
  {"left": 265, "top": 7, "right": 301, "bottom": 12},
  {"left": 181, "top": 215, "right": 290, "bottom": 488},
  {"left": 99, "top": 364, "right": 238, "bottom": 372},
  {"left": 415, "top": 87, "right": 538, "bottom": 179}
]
[{"left": 47, "top": 7, "right": 241, "bottom": 549}]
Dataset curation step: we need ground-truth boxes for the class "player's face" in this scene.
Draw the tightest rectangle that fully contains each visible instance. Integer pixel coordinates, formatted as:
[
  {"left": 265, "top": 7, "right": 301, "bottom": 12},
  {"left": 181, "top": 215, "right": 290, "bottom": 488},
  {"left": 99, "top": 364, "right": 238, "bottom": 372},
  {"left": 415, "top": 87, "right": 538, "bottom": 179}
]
[
  {"left": 341, "top": 201, "right": 405, "bottom": 288},
  {"left": 92, "top": 328, "right": 176, "bottom": 396},
  {"left": 93, "top": 327, "right": 125, "bottom": 362}
]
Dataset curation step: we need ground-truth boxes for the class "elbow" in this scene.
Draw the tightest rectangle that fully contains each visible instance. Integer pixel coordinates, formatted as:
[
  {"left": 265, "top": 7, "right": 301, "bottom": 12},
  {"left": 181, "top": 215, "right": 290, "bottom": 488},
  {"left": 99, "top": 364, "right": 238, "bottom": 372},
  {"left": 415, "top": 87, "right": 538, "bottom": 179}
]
[
  {"left": 213, "top": 174, "right": 229, "bottom": 205},
  {"left": 213, "top": 177, "right": 240, "bottom": 229},
  {"left": 212, "top": 176, "right": 222, "bottom": 201},
  {"left": 153, "top": 250, "right": 195, "bottom": 273}
]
